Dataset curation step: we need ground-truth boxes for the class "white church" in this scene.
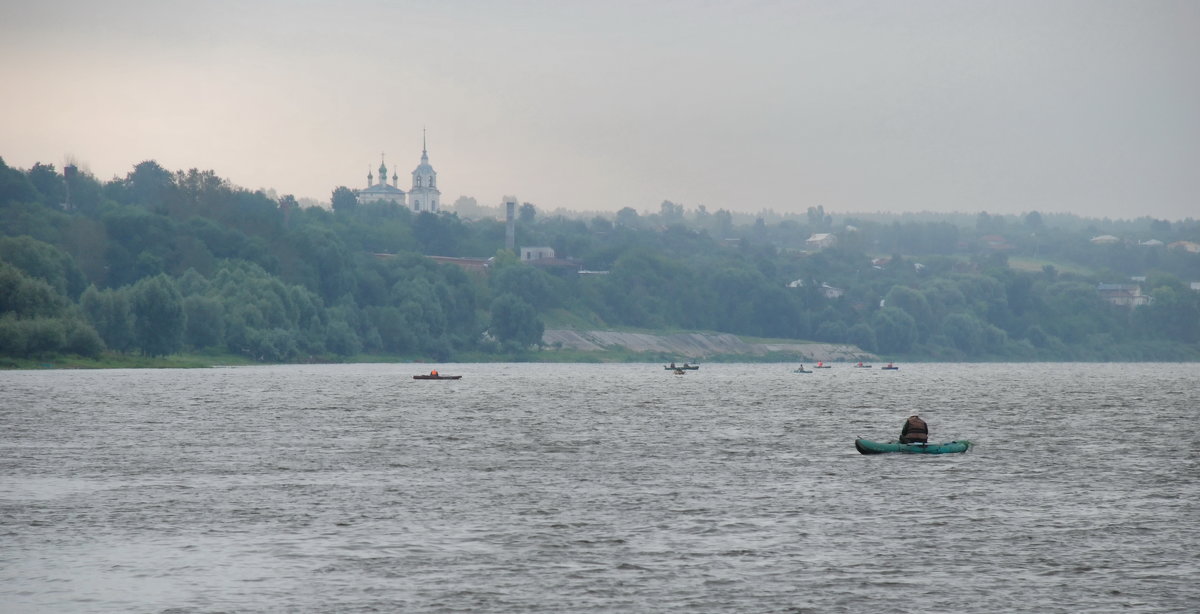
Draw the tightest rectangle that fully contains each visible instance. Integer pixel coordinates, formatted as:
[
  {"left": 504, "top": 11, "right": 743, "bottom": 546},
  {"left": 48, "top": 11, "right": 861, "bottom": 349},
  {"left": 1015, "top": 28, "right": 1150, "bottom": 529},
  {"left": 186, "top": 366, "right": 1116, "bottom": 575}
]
[{"left": 356, "top": 135, "right": 441, "bottom": 212}]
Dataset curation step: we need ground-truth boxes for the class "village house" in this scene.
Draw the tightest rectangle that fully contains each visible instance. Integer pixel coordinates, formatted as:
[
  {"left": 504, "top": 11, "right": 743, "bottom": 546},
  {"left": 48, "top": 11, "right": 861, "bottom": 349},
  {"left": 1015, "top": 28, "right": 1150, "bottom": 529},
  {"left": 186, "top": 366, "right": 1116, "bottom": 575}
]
[
  {"left": 820, "top": 283, "right": 845, "bottom": 299},
  {"left": 520, "top": 246, "right": 580, "bottom": 272},
  {"left": 1096, "top": 283, "right": 1151, "bottom": 307},
  {"left": 520, "top": 246, "right": 555, "bottom": 261},
  {"left": 787, "top": 279, "right": 844, "bottom": 299},
  {"left": 980, "top": 234, "right": 1013, "bottom": 250},
  {"left": 1168, "top": 240, "right": 1200, "bottom": 253},
  {"left": 805, "top": 233, "right": 837, "bottom": 250}
]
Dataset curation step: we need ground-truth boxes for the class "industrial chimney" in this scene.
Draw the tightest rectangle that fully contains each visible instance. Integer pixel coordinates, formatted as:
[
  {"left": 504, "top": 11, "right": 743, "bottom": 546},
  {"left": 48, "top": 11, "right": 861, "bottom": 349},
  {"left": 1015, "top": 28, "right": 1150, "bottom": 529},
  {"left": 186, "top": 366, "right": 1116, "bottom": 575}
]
[
  {"left": 505, "top": 199, "right": 516, "bottom": 252},
  {"left": 63, "top": 164, "right": 78, "bottom": 210}
]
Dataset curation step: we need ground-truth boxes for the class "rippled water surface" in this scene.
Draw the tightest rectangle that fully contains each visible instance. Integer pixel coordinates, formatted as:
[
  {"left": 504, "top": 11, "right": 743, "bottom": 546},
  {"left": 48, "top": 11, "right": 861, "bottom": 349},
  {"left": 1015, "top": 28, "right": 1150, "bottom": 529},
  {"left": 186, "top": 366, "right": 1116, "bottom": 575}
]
[{"left": 2, "top": 362, "right": 1198, "bottom": 613}]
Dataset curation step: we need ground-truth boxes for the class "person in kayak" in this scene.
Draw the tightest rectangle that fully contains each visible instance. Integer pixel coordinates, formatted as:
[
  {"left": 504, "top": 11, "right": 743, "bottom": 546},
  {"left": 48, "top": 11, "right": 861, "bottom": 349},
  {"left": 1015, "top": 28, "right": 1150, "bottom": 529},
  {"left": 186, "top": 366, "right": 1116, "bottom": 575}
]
[{"left": 899, "top": 415, "right": 928, "bottom": 443}]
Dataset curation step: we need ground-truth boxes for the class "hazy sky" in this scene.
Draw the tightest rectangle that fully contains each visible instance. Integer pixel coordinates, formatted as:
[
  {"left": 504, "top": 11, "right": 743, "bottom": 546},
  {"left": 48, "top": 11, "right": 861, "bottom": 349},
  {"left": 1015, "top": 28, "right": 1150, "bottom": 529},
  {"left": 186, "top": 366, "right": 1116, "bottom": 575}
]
[{"left": 3, "top": 0, "right": 1198, "bottom": 220}]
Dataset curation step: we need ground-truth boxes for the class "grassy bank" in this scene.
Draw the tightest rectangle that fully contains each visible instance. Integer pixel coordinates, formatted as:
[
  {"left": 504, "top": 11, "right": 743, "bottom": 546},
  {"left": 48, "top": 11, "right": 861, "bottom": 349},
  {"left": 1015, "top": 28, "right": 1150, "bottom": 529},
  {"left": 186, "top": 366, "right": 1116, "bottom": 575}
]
[
  {"left": 6, "top": 334, "right": 1196, "bottom": 370},
  {"left": 1, "top": 351, "right": 261, "bottom": 370}
]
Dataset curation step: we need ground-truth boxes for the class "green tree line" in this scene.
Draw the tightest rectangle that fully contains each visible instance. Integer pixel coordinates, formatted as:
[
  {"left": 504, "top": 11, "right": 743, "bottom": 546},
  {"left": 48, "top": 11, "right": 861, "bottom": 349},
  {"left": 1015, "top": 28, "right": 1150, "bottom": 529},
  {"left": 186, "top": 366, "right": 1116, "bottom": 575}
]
[{"left": 2, "top": 156, "right": 1198, "bottom": 363}]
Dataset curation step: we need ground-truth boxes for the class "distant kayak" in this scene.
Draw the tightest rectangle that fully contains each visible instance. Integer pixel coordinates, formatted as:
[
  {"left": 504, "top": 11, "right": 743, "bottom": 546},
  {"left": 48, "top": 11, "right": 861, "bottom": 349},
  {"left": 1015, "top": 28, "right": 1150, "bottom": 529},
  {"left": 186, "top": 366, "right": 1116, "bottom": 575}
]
[
  {"left": 793, "top": 368, "right": 812, "bottom": 373},
  {"left": 413, "top": 375, "right": 462, "bottom": 380},
  {"left": 664, "top": 365, "right": 699, "bottom": 370},
  {"left": 854, "top": 438, "right": 971, "bottom": 455}
]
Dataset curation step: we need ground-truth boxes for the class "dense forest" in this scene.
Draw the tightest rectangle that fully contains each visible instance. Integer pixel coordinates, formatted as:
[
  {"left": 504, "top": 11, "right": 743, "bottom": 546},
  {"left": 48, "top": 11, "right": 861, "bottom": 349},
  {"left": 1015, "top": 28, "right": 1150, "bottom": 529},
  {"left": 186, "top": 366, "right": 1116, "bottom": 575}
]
[{"left": 2, "top": 156, "right": 1199, "bottom": 364}]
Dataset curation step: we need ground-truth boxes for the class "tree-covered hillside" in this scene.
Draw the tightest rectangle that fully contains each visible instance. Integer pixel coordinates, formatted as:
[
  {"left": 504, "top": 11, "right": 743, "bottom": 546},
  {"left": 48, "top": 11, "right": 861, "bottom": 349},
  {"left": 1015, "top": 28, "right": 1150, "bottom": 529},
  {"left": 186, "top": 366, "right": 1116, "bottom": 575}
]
[{"left": 2, "top": 157, "right": 1198, "bottom": 363}]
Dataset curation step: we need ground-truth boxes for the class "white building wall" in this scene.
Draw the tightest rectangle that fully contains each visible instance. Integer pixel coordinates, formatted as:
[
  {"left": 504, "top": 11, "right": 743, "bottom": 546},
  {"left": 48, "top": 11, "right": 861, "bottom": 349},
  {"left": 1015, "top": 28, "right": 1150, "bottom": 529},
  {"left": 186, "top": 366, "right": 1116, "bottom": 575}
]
[{"left": 521, "top": 247, "right": 555, "bottom": 261}]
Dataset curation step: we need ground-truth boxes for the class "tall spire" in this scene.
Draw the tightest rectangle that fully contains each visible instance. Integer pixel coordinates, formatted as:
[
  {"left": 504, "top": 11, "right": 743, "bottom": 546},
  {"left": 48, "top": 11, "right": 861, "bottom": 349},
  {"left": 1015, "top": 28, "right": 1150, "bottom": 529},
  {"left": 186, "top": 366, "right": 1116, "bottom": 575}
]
[{"left": 410, "top": 129, "right": 439, "bottom": 212}]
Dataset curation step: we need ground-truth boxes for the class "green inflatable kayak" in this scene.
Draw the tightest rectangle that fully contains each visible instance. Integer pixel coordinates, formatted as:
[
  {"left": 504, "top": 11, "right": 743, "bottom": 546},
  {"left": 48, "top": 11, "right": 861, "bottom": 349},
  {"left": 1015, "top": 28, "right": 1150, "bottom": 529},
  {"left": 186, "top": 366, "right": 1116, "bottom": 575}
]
[{"left": 854, "top": 438, "right": 972, "bottom": 455}]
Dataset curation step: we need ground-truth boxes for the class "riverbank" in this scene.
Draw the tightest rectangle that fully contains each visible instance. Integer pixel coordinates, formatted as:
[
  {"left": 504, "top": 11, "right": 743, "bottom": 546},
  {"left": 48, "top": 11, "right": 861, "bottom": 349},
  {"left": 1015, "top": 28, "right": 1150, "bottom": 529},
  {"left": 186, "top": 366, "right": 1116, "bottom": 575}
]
[
  {"left": 541, "top": 329, "right": 875, "bottom": 362},
  {"left": 0, "top": 353, "right": 261, "bottom": 370},
  {"left": 2, "top": 329, "right": 875, "bottom": 369}
]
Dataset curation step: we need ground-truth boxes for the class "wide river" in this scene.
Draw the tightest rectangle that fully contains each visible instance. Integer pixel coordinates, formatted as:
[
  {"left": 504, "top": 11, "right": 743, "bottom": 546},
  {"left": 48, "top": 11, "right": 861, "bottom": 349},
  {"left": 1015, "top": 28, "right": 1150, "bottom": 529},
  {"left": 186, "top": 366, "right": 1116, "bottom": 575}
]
[{"left": 1, "top": 362, "right": 1197, "bottom": 613}]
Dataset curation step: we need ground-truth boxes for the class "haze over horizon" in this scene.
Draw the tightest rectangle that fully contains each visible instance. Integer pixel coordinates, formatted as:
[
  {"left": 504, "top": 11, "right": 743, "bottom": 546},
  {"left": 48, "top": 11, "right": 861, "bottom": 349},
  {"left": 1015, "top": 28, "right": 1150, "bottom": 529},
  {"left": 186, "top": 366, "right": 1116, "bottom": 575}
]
[{"left": 2, "top": 0, "right": 1197, "bottom": 221}]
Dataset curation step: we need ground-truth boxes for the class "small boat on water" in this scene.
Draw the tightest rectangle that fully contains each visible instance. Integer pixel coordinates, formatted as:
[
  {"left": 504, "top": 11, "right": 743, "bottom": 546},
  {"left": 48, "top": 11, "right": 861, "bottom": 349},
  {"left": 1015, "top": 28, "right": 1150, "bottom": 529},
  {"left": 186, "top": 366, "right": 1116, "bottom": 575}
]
[
  {"left": 881, "top": 363, "right": 899, "bottom": 370},
  {"left": 413, "top": 374, "right": 462, "bottom": 380},
  {"left": 793, "top": 367, "right": 813, "bottom": 373},
  {"left": 814, "top": 362, "right": 831, "bottom": 369},
  {"left": 854, "top": 438, "right": 971, "bottom": 455},
  {"left": 664, "top": 364, "right": 699, "bottom": 370},
  {"left": 854, "top": 362, "right": 872, "bottom": 368}
]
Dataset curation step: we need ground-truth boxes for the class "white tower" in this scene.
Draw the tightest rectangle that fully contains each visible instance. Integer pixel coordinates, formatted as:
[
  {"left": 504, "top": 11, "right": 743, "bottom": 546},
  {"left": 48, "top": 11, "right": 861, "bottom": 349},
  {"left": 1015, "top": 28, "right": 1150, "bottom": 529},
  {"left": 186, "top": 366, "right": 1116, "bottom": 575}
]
[{"left": 409, "top": 130, "right": 441, "bottom": 213}]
